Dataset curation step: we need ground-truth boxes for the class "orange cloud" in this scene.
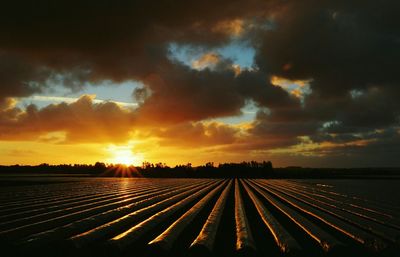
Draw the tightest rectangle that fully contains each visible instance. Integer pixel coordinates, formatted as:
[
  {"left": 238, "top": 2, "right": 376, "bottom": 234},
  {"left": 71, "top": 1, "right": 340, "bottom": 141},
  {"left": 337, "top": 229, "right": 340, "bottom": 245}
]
[
  {"left": 153, "top": 121, "right": 241, "bottom": 147},
  {"left": 191, "top": 53, "right": 220, "bottom": 70},
  {"left": 270, "top": 75, "right": 312, "bottom": 101},
  {"left": 0, "top": 95, "right": 136, "bottom": 143},
  {"left": 232, "top": 64, "right": 241, "bottom": 76},
  {"left": 212, "top": 19, "right": 244, "bottom": 36}
]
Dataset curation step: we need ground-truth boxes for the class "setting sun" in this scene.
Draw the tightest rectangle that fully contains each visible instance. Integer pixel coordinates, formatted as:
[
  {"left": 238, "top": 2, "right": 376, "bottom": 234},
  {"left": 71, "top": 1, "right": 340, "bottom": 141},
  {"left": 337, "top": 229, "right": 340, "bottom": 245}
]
[{"left": 107, "top": 145, "right": 143, "bottom": 166}]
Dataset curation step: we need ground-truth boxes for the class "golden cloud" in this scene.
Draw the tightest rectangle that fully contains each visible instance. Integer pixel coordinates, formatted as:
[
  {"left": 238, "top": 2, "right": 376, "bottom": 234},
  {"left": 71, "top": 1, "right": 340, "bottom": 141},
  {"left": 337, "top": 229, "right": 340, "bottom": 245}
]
[
  {"left": 212, "top": 19, "right": 244, "bottom": 37},
  {"left": 191, "top": 53, "right": 220, "bottom": 70},
  {"left": 0, "top": 95, "right": 136, "bottom": 143}
]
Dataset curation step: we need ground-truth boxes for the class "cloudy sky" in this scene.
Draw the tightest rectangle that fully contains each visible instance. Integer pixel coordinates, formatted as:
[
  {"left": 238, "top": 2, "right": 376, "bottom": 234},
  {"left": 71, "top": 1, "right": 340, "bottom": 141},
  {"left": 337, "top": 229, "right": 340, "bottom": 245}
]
[{"left": 1, "top": 0, "right": 399, "bottom": 167}]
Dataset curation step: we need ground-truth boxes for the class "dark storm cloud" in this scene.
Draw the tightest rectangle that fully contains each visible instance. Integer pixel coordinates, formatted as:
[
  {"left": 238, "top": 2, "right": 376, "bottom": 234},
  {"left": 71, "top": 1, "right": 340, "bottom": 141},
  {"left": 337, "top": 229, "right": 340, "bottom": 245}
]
[
  {"left": 292, "top": 127, "right": 400, "bottom": 167},
  {"left": 0, "top": 0, "right": 274, "bottom": 95},
  {"left": 250, "top": 109, "right": 318, "bottom": 138},
  {"left": 257, "top": 1, "right": 399, "bottom": 129},
  {"left": 135, "top": 63, "right": 245, "bottom": 123},
  {"left": 250, "top": 0, "right": 400, "bottom": 151},
  {"left": 152, "top": 122, "right": 240, "bottom": 147},
  {"left": 236, "top": 70, "right": 299, "bottom": 109},
  {"left": 300, "top": 86, "right": 400, "bottom": 136},
  {"left": 133, "top": 58, "right": 298, "bottom": 124},
  {"left": 256, "top": 0, "right": 400, "bottom": 96},
  {"left": 0, "top": 0, "right": 272, "bottom": 49},
  {"left": 311, "top": 127, "right": 400, "bottom": 145},
  {"left": 0, "top": 53, "right": 52, "bottom": 98},
  {"left": 0, "top": 0, "right": 283, "bottom": 125}
]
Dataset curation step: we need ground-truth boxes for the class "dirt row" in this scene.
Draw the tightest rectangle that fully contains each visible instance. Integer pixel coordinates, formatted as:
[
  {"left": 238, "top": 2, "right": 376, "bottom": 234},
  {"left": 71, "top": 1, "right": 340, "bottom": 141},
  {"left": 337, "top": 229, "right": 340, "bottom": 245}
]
[{"left": 0, "top": 178, "right": 399, "bottom": 257}]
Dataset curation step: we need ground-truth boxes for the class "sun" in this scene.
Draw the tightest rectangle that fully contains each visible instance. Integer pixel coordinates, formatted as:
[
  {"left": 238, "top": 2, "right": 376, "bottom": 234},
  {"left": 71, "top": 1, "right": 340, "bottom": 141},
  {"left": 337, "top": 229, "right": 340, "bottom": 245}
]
[{"left": 107, "top": 145, "right": 143, "bottom": 166}]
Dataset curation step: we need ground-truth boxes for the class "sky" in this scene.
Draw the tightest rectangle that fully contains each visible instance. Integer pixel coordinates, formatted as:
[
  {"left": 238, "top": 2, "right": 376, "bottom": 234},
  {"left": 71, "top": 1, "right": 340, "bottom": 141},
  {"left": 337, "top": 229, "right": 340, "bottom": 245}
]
[{"left": 1, "top": 0, "right": 400, "bottom": 167}]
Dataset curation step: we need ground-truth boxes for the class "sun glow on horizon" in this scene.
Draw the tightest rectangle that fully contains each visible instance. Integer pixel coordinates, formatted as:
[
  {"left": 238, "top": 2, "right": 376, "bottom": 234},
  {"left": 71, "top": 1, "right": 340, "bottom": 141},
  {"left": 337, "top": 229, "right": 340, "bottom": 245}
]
[{"left": 107, "top": 145, "right": 143, "bottom": 166}]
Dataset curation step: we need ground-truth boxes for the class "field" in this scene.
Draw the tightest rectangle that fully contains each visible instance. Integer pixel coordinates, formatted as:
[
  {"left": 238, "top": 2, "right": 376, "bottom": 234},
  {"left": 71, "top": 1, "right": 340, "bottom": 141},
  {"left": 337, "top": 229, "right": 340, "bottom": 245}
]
[{"left": 0, "top": 177, "right": 399, "bottom": 257}]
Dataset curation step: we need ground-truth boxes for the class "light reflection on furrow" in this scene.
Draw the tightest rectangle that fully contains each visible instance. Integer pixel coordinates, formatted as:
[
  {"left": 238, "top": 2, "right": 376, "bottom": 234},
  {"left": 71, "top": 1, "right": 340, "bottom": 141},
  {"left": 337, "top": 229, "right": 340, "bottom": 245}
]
[
  {"left": 269, "top": 181, "right": 400, "bottom": 231},
  {"left": 0, "top": 184, "right": 166, "bottom": 223},
  {"left": 70, "top": 180, "right": 218, "bottom": 249},
  {"left": 247, "top": 180, "right": 344, "bottom": 253},
  {"left": 254, "top": 180, "right": 388, "bottom": 251},
  {"left": 17, "top": 180, "right": 210, "bottom": 248},
  {"left": 262, "top": 181, "right": 400, "bottom": 244},
  {"left": 275, "top": 180, "right": 400, "bottom": 221},
  {"left": 0, "top": 178, "right": 398, "bottom": 257}
]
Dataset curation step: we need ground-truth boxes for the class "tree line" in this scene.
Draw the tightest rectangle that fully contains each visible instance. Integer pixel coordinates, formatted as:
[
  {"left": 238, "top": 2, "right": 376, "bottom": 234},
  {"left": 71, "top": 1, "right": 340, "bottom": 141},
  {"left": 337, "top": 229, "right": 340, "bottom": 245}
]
[
  {"left": 0, "top": 161, "right": 274, "bottom": 178},
  {"left": 2, "top": 162, "right": 398, "bottom": 178}
]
